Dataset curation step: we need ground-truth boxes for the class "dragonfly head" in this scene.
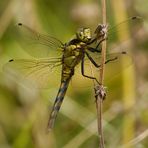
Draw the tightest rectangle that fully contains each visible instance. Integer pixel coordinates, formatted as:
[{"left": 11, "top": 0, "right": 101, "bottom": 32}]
[
  {"left": 76, "top": 28, "right": 91, "bottom": 43},
  {"left": 95, "top": 24, "right": 108, "bottom": 40}
]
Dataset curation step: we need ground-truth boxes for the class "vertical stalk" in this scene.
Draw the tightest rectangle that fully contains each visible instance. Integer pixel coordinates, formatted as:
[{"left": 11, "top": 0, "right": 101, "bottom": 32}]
[
  {"left": 95, "top": 0, "right": 106, "bottom": 148},
  {"left": 100, "top": 0, "right": 107, "bottom": 84}
]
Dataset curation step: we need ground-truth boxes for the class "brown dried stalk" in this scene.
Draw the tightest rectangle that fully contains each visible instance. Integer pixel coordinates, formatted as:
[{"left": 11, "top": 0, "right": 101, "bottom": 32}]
[{"left": 95, "top": 0, "right": 107, "bottom": 147}]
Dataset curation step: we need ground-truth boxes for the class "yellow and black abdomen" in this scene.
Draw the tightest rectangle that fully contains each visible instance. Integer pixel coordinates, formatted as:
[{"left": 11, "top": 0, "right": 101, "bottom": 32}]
[
  {"left": 47, "top": 43, "right": 84, "bottom": 130},
  {"left": 47, "top": 77, "right": 71, "bottom": 130}
]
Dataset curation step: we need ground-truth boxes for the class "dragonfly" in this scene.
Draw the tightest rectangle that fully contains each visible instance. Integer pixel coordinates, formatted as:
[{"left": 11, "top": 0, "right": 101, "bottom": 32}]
[{"left": 4, "top": 16, "right": 142, "bottom": 131}]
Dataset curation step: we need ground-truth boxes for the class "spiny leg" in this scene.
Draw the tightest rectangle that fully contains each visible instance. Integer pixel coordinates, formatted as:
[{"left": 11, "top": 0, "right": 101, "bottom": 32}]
[
  {"left": 105, "top": 56, "right": 118, "bottom": 64},
  {"left": 85, "top": 51, "right": 100, "bottom": 68},
  {"left": 87, "top": 47, "right": 101, "bottom": 53},
  {"left": 81, "top": 56, "right": 100, "bottom": 84},
  {"left": 95, "top": 38, "right": 106, "bottom": 49},
  {"left": 86, "top": 51, "right": 118, "bottom": 68},
  {"left": 87, "top": 38, "right": 104, "bottom": 53},
  {"left": 96, "top": 56, "right": 118, "bottom": 68}
]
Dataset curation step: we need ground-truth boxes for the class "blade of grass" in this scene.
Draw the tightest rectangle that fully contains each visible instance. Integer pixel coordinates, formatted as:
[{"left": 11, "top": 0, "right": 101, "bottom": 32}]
[{"left": 111, "top": 0, "right": 136, "bottom": 147}]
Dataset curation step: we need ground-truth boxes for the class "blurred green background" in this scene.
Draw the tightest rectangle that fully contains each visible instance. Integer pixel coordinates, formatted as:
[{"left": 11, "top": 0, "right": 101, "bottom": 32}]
[{"left": 0, "top": 0, "right": 148, "bottom": 148}]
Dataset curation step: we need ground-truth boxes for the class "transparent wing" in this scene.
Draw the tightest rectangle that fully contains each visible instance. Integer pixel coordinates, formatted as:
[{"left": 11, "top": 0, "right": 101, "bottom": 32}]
[
  {"left": 107, "top": 16, "right": 143, "bottom": 41},
  {"left": 72, "top": 17, "right": 142, "bottom": 89},
  {"left": 15, "top": 23, "right": 64, "bottom": 58},
  {"left": 93, "top": 16, "right": 143, "bottom": 48},
  {"left": 71, "top": 51, "right": 132, "bottom": 89},
  {"left": 3, "top": 57, "right": 62, "bottom": 88}
]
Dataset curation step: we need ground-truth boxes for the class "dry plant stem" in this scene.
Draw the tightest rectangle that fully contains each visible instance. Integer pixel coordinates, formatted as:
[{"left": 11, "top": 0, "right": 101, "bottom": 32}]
[
  {"left": 95, "top": 0, "right": 107, "bottom": 148},
  {"left": 100, "top": 0, "right": 107, "bottom": 83},
  {"left": 95, "top": 86, "right": 105, "bottom": 148},
  {"left": 96, "top": 99, "right": 103, "bottom": 147}
]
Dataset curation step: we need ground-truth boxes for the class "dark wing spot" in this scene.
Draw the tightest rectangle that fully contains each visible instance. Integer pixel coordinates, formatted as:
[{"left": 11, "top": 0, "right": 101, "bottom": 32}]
[
  {"left": 121, "top": 51, "right": 127, "bottom": 54},
  {"left": 132, "top": 16, "right": 138, "bottom": 20},
  {"left": 132, "top": 16, "right": 142, "bottom": 20},
  {"left": 18, "top": 23, "right": 22, "bottom": 26},
  {"left": 9, "top": 59, "right": 14, "bottom": 62}
]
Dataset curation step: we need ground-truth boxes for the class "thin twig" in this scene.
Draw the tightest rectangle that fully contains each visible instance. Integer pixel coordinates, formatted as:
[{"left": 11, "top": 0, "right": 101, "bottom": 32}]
[
  {"left": 95, "top": 0, "right": 107, "bottom": 148},
  {"left": 96, "top": 95, "right": 104, "bottom": 148},
  {"left": 95, "top": 85, "right": 105, "bottom": 148},
  {"left": 100, "top": 0, "right": 107, "bottom": 83}
]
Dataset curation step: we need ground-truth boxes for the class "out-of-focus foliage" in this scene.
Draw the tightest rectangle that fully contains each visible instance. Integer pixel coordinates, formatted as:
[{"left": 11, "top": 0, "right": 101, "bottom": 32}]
[{"left": 0, "top": 0, "right": 147, "bottom": 148}]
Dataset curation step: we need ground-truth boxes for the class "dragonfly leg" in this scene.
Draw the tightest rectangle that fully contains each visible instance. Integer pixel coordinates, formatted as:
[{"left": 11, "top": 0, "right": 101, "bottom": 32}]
[
  {"left": 81, "top": 56, "right": 100, "bottom": 84},
  {"left": 104, "top": 56, "right": 118, "bottom": 64},
  {"left": 96, "top": 38, "right": 106, "bottom": 49},
  {"left": 86, "top": 52, "right": 118, "bottom": 67},
  {"left": 86, "top": 51, "right": 118, "bottom": 67},
  {"left": 96, "top": 56, "right": 118, "bottom": 67},
  {"left": 85, "top": 51, "right": 100, "bottom": 68},
  {"left": 87, "top": 47, "right": 101, "bottom": 53},
  {"left": 95, "top": 56, "right": 118, "bottom": 67}
]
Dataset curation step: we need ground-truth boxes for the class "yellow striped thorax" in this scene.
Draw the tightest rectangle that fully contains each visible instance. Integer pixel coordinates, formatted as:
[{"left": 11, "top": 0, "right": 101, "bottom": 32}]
[
  {"left": 63, "top": 27, "right": 92, "bottom": 63},
  {"left": 63, "top": 44, "right": 83, "bottom": 68}
]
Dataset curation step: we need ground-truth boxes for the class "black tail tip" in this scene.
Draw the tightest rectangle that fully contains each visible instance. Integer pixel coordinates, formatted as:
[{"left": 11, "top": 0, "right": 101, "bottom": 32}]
[{"left": 9, "top": 59, "right": 14, "bottom": 62}]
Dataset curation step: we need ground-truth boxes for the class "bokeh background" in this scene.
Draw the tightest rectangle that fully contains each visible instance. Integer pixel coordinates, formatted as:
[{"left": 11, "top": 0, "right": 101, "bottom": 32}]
[{"left": 0, "top": 0, "right": 148, "bottom": 148}]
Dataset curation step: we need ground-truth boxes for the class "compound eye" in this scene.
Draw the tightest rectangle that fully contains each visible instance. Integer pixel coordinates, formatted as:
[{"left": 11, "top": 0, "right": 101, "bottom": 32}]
[{"left": 79, "top": 32, "right": 84, "bottom": 39}]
